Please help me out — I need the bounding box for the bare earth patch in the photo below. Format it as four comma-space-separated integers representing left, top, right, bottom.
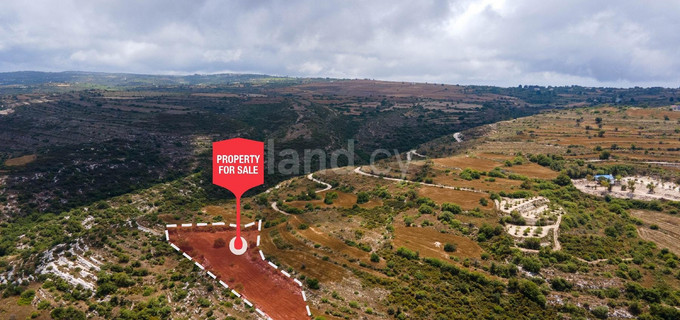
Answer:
631, 210, 680, 255
4, 154, 37, 166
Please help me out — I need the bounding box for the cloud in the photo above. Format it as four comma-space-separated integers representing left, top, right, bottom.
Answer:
0, 0, 678, 87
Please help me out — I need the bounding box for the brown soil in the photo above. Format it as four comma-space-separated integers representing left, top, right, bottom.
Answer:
631, 210, 680, 255
392, 226, 483, 260
4, 154, 36, 166
168, 226, 308, 320
419, 186, 490, 210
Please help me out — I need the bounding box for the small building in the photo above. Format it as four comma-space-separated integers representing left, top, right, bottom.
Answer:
671, 105, 680, 111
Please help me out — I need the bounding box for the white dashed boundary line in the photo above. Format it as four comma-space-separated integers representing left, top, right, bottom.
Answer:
165, 219, 312, 319
219, 280, 229, 289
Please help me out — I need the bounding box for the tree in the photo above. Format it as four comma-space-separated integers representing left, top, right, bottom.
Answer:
598, 176, 611, 192
443, 243, 457, 252
520, 180, 532, 189
324, 191, 338, 204
627, 180, 636, 193
51, 307, 86, 320
356, 192, 370, 204
553, 173, 571, 186
647, 182, 656, 193
518, 279, 546, 306
591, 305, 609, 319
418, 204, 434, 214
396, 247, 419, 260
306, 278, 320, 290
213, 238, 226, 248
521, 256, 542, 273
441, 202, 462, 214
550, 277, 572, 291
520, 237, 541, 250
599, 150, 611, 160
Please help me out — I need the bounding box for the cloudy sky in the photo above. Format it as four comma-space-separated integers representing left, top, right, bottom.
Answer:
0, 0, 678, 87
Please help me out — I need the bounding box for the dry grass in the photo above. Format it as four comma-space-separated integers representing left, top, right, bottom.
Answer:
419, 186, 490, 210
286, 191, 382, 209
473, 106, 680, 163
433, 155, 501, 171
432, 175, 522, 192
506, 163, 559, 179
392, 226, 483, 260
632, 210, 680, 255
4, 154, 36, 166
260, 222, 353, 282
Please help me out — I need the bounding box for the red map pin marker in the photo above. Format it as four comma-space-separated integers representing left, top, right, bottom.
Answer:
213, 138, 264, 254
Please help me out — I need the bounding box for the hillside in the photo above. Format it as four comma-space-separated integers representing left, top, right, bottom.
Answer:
1, 75, 680, 319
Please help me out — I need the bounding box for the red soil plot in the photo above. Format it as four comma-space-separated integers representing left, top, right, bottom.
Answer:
167, 225, 309, 320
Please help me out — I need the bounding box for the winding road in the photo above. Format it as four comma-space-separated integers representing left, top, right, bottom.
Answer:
306, 173, 332, 193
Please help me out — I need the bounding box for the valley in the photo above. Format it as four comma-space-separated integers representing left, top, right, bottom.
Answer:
1, 74, 680, 320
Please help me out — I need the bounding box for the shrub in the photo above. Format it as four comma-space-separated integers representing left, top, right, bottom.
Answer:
51, 307, 86, 320
521, 257, 542, 273
213, 238, 226, 248
553, 173, 571, 186
441, 202, 462, 214
306, 278, 320, 290
418, 204, 434, 214
550, 277, 572, 291
17, 289, 35, 306
96, 282, 118, 297
438, 211, 455, 223
37, 300, 51, 310
520, 237, 541, 250
518, 279, 546, 306
356, 192, 370, 204
370, 253, 380, 262
591, 306, 609, 319
197, 297, 211, 308
444, 243, 457, 252
460, 168, 482, 180
396, 247, 419, 260
599, 150, 611, 160
324, 192, 338, 204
